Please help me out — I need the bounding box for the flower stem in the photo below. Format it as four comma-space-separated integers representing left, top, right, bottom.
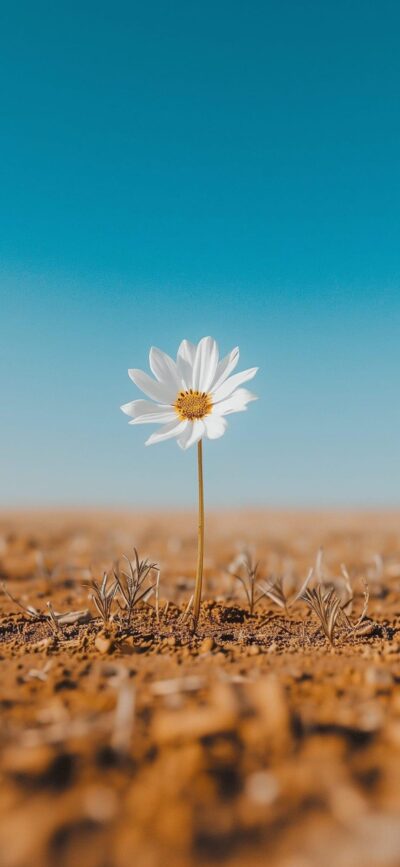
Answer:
193, 439, 204, 631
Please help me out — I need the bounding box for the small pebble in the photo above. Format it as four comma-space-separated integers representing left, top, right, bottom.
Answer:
95, 635, 113, 655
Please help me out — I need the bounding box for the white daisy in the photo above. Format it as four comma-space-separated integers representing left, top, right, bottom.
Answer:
121, 336, 258, 449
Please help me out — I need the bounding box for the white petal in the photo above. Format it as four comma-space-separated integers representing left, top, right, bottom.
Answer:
149, 347, 182, 390
192, 336, 219, 392
176, 339, 196, 390
212, 367, 258, 402
211, 346, 239, 392
121, 399, 177, 424
204, 415, 227, 439
121, 400, 142, 417
177, 339, 196, 366
128, 368, 176, 403
177, 419, 205, 450
213, 388, 258, 416
145, 419, 187, 446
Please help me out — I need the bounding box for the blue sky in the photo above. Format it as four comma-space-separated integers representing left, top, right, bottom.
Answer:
1, 1, 399, 507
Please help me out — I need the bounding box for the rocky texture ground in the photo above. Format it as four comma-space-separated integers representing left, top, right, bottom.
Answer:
0, 509, 400, 867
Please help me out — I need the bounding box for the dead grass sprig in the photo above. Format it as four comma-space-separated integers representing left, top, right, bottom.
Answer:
353, 577, 370, 629
46, 601, 64, 636
85, 572, 118, 628
1, 581, 41, 618
227, 550, 267, 615
315, 551, 371, 635
258, 568, 313, 613
113, 550, 159, 626
315, 548, 354, 613
339, 563, 354, 614
300, 586, 342, 646
1, 582, 90, 631
339, 577, 370, 634
180, 594, 194, 625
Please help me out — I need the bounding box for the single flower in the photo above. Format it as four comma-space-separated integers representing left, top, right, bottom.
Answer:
121, 335, 259, 632
121, 336, 258, 448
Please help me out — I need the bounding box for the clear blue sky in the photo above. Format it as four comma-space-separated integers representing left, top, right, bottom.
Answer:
1, 1, 399, 508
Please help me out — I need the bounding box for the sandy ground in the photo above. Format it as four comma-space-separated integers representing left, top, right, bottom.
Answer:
0, 508, 400, 867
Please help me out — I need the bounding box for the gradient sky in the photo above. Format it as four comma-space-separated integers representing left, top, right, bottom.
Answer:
1, 1, 400, 508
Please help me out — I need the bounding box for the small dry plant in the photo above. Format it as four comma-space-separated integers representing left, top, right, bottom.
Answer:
85, 572, 118, 628
228, 548, 314, 618
339, 576, 370, 635
258, 568, 313, 613
114, 549, 159, 626
300, 585, 342, 645
314, 547, 354, 609
301, 574, 370, 645
315, 548, 371, 634
227, 550, 267, 615
46, 601, 64, 636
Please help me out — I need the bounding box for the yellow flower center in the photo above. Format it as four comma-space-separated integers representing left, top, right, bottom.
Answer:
174, 389, 213, 421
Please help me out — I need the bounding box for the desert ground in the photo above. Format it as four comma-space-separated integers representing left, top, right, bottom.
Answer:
0, 508, 399, 867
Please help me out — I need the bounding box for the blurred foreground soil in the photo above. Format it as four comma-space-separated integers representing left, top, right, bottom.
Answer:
0, 509, 400, 867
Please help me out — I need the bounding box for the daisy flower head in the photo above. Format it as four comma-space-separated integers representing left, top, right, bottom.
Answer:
121, 337, 258, 449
